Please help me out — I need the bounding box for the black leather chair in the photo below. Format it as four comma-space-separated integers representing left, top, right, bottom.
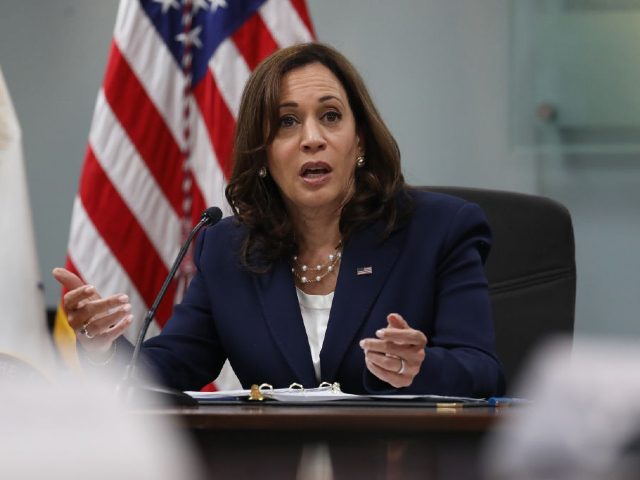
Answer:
423, 186, 576, 388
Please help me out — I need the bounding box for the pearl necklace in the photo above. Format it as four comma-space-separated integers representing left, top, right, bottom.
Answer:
291, 241, 343, 285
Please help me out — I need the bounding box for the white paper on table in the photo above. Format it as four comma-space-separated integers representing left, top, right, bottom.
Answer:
185, 386, 358, 402
185, 388, 483, 404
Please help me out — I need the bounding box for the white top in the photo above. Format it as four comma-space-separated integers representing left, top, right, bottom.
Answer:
296, 287, 334, 382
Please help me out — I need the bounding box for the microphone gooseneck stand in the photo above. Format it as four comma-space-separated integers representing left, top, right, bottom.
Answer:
117, 207, 222, 407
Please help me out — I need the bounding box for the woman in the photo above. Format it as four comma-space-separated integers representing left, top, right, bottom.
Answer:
54, 43, 504, 396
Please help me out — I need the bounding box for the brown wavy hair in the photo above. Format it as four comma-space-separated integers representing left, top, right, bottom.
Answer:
225, 43, 411, 271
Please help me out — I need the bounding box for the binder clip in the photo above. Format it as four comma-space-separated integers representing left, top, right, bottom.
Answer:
248, 383, 273, 401
248, 384, 264, 401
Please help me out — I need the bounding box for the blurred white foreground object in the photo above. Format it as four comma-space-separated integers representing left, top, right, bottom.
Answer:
0, 376, 204, 480
484, 337, 640, 480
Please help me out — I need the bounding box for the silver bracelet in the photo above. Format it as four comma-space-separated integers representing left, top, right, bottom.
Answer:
85, 341, 117, 366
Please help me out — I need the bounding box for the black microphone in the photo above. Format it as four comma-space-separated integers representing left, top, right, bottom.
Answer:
118, 206, 223, 406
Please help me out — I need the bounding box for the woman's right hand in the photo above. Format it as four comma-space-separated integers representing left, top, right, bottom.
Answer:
52, 268, 133, 355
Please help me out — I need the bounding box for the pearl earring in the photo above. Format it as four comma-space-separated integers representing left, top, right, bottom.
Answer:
258, 166, 267, 178
356, 155, 365, 168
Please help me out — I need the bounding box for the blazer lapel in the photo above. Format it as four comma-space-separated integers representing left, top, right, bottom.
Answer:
253, 259, 317, 385
320, 222, 407, 381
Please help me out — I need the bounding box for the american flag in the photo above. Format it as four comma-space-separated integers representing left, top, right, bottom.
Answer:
356, 266, 373, 276
54, 0, 314, 371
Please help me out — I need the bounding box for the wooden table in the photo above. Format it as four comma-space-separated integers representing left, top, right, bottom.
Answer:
138, 403, 511, 479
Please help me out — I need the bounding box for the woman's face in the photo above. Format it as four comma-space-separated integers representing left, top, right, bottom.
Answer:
266, 62, 362, 218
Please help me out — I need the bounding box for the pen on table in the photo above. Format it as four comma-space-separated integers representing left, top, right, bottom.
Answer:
488, 397, 530, 407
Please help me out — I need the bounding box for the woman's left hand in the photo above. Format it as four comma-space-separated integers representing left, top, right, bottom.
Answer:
359, 313, 428, 388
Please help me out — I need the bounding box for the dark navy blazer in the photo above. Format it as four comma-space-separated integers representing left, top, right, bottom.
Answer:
142, 190, 505, 397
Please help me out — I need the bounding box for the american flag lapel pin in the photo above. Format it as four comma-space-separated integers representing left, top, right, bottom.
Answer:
356, 266, 373, 276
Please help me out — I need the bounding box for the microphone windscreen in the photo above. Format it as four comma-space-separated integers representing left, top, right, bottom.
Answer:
202, 206, 223, 226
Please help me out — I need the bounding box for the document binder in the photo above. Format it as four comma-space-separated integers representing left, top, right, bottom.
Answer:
184, 382, 491, 407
